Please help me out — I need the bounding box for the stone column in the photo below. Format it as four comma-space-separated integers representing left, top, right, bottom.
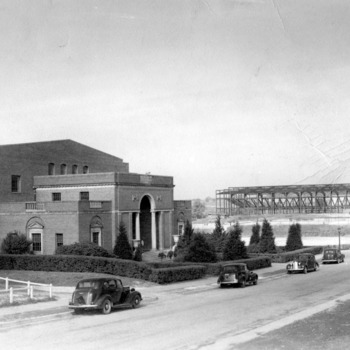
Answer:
159, 211, 164, 250
136, 212, 140, 240
151, 210, 157, 249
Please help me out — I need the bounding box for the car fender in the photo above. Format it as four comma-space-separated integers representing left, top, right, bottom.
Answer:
125, 291, 142, 304
96, 295, 112, 307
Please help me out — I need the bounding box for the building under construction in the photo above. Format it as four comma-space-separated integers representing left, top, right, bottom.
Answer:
216, 183, 350, 217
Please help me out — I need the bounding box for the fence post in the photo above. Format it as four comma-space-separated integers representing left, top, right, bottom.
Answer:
27, 281, 30, 296
30, 286, 34, 299
49, 284, 52, 298
5, 277, 9, 290
9, 287, 13, 304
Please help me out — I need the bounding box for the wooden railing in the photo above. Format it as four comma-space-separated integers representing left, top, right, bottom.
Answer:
0, 277, 52, 304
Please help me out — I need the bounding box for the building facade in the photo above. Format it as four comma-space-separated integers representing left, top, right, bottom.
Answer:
0, 140, 191, 254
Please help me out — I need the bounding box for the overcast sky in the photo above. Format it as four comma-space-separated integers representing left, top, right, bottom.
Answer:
2, 0, 350, 200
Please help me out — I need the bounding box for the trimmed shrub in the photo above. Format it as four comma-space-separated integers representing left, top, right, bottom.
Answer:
285, 223, 303, 251
249, 222, 260, 245
223, 222, 248, 261
55, 242, 113, 257
1, 232, 32, 254
184, 233, 217, 263
174, 220, 194, 261
259, 219, 276, 253
113, 221, 133, 260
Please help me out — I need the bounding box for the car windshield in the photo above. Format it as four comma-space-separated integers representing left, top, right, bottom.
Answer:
77, 281, 100, 289
324, 250, 335, 254
223, 265, 244, 273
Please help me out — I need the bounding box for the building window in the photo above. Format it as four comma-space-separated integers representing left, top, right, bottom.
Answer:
56, 234, 63, 247
178, 223, 184, 235
92, 231, 100, 245
11, 175, 21, 193
72, 165, 78, 174
48, 163, 55, 175
60, 164, 67, 175
83, 165, 89, 174
52, 192, 61, 201
80, 192, 89, 201
32, 234, 42, 252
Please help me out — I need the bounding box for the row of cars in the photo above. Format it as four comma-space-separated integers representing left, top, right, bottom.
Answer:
68, 248, 345, 314
217, 248, 345, 288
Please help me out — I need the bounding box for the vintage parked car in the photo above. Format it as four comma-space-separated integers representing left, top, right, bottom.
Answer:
322, 248, 345, 264
68, 277, 142, 314
286, 253, 319, 274
217, 263, 258, 288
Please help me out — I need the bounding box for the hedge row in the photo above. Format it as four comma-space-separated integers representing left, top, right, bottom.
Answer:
0, 254, 273, 284
191, 256, 272, 276
248, 246, 324, 263
0, 254, 205, 284
148, 265, 206, 284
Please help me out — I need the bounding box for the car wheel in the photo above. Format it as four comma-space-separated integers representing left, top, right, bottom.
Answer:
314, 264, 318, 271
101, 299, 112, 315
303, 267, 308, 274
74, 309, 83, 315
132, 295, 141, 309
287, 270, 291, 274
253, 278, 258, 285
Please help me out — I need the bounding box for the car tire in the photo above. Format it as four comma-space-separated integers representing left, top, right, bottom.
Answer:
74, 309, 83, 315
253, 279, 258, 285
132, 295, 141, 309
102, 299, 112, 315
303, 267, 308, 274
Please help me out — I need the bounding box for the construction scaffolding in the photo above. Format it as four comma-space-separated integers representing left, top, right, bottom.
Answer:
216, 184, 350, 216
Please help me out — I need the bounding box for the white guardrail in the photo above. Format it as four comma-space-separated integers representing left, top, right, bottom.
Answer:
0, 277, 52, 304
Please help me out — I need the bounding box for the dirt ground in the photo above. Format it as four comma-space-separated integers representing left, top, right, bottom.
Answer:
237, 299, 350, 350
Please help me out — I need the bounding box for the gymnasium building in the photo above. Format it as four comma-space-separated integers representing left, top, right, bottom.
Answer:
0, 140, 191, 254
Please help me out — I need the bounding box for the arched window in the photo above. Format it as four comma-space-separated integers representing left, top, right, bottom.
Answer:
72, 164, 78, 174
83, 165, 89, 174
60, 164, 67, 175
48, 163, 55, 175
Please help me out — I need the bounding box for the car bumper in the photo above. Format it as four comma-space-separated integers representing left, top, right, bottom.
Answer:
322, 259, 337, 263
68, 303, 100, 310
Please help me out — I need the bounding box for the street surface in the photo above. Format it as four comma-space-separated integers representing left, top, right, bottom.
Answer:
1, 251, 349, 350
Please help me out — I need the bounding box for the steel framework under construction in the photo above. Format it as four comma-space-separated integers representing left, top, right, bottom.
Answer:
216, 183, 350, 216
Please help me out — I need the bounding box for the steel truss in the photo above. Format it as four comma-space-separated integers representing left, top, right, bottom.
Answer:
216, 184, 350, 216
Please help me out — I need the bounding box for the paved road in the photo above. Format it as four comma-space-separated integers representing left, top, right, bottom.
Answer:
1, 252, 349, 350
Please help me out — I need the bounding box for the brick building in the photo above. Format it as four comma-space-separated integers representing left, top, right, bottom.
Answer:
0, 140, 191, 254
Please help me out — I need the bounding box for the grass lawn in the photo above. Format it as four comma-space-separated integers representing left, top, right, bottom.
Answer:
0, 270, 158, 288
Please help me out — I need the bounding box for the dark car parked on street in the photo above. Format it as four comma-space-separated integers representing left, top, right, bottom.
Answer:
217, 263, 258, 288
322, 248, 345, 264
68, 277, 142, 314
286, 253, 319, 274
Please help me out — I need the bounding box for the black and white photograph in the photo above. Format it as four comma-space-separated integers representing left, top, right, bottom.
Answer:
1, 1, 350, 349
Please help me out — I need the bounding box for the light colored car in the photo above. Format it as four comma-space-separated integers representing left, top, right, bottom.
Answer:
286, 253, 319, 274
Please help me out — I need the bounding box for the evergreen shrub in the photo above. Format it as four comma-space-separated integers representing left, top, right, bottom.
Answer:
1, 232, 32, 254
